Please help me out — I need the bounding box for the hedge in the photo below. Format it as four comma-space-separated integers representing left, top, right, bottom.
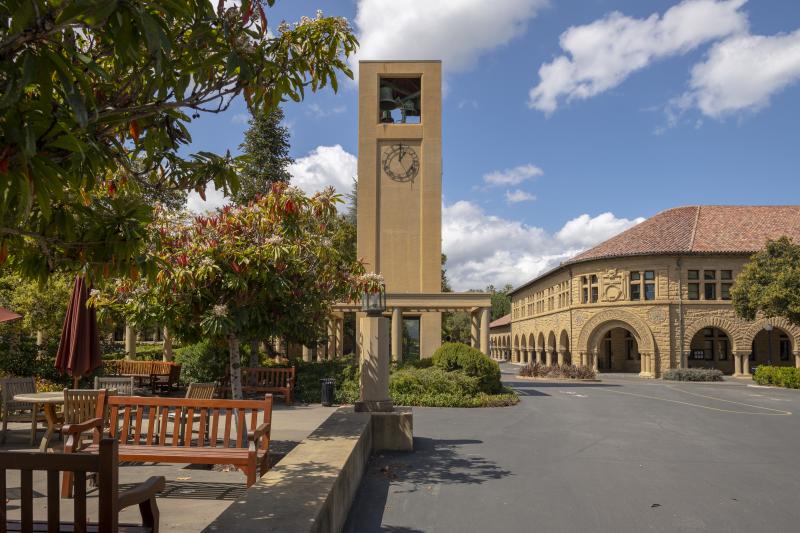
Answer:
663, 368, 724, 382
431, 342, 502, 393
753, 366, 800, 389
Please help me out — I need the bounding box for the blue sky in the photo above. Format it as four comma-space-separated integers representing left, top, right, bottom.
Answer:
188, 0, 800, 290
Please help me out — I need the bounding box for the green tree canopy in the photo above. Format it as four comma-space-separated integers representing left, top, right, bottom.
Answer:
232, 106, 293, 204
732, 237, 800, 326
0, 1, 357, 281
94, 184, 375, 398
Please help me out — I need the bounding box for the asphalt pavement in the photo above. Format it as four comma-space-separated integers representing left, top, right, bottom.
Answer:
345, 364, 800, 533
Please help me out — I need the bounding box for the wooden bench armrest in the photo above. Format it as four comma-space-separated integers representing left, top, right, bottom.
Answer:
248, 422, 271, 448
61, 417, 103, 436
118, 476, 166, 511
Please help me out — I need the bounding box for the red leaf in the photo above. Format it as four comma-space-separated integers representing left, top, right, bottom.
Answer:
258, 3, 267, 35
129, 120, 140, 143
0, 241, 7, 265
242, 0, 254, 23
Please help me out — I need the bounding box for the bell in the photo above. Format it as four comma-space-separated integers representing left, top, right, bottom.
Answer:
380, 110, 394, 124
380, 86, 397, 110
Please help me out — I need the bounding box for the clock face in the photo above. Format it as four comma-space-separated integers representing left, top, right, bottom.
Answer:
382, 144, 419, 183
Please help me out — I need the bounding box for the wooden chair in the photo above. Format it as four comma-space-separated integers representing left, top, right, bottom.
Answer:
0, 376, 46, 445
61, 389, 109, 498
95, 376, 136, 396
1, 438, 165, 532
185, 382, 216, 399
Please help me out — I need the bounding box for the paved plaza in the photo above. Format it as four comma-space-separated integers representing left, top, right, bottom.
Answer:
346, 364, 800, 533
1, 403, 335, 532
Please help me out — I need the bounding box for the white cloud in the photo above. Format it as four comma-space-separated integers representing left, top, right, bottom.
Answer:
529, 0, 748, 113
353, 0, 547, 74
458, 99, 479, 110
230, 113, 250, 125
288, 144, 357, 198
676, 29, 800, 118
306, 103, 347, 118
483, 164, 543, 186
442, 201, 643, 290
505, 189, 537, 203
187, 185, 229, 214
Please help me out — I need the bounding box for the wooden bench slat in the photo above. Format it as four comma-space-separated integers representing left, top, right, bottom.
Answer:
210, 410, 219, 448
74, 471, 86, 533
47, 471, 59, 532
20, 470, 32, 531
223, 410, 231, 449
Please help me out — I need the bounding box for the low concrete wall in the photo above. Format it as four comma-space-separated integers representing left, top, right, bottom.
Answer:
204, 408, 372, 533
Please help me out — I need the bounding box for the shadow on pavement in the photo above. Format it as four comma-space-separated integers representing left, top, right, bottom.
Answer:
344, 437, 510, 532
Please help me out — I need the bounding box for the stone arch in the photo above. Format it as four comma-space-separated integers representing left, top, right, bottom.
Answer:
537, 332, 545, 352
547, 331, 557, 352
743, 317, 800, 352
528, 333, 535, 351
684, 316, 743, 353
558, 330, 570, 353
577, 309, 656, 356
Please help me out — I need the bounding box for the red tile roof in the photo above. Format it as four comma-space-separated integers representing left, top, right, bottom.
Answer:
489, 313, 511, 329
570, 205, 800, 262
511, 205, 800, 296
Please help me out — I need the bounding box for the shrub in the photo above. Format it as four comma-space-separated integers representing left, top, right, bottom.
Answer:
0, 331, 76, 388
663, 368, 724, 382
389, 367, 518, 407
431, 342, 502, 393
754, 366, 800, 389
292, 357, 360, 404
519, 362, 596, 380
173, 340, 229, 386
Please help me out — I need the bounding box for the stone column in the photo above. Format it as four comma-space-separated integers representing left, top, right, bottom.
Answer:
557, 351, 565, 366
470, 311, 479, 348
336, 317, 344, 358
125, 323, 136, 360
742, 353, 750, 375
391, 307, 403, 363
795, 351, 800, 369
578, 352, 586, 367
733, 352, 742, 376
355, 315, 393, 412
480, 308, 490, 356
534, 349, 542, 365
545, 350, 553, 367
302, 345, 312, 362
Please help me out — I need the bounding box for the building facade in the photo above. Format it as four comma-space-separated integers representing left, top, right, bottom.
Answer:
493, 206, 800, 377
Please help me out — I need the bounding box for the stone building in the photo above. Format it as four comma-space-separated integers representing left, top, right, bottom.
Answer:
489, 314, 511, 360
494, 206, 800, 377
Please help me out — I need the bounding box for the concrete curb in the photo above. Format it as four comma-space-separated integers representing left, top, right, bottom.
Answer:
204, 407, 373, 533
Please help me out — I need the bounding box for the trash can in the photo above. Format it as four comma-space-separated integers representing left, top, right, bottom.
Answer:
320, 378, 335, 407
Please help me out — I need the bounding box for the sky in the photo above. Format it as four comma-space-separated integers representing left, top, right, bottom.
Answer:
187, 0, 800, 291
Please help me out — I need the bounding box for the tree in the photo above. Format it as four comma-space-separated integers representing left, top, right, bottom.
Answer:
0, 268, 72, 341
94, 184, 373, 399
441, 254, 452, 292
488, 284, 513, 320
0, 2, 357, 280
732, 237, 800, 326
232, 106, 293, 204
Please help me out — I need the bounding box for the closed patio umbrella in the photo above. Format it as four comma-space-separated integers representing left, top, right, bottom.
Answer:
55, 275, 102, 388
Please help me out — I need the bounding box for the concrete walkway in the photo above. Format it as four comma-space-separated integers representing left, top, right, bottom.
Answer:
345, 364, 800, 532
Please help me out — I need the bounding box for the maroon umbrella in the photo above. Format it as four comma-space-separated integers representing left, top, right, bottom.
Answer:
55, 275, 102, 388
0, 306, 22, 324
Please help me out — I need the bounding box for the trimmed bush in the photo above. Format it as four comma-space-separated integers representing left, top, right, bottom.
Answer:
390, 367, 517, 407
431, 342, 502, 393
663, 368, 724, 382
173, 340, 229, 386
754, 366, 800, 389
518, 362, 596, 380
292, 357, 360, 404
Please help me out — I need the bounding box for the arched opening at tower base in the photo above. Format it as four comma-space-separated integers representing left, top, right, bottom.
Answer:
751, 328, 794, 368
688, 327, 734, 374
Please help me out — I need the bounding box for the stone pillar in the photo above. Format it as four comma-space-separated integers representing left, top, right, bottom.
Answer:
734, 352, 743, 376
302, 345, 312, 362
534, 349, 542, 364
743, 353, 750, 375
336, 317, 344, 358
125, 324, 136, 360
545, 350, 553, 367
591, 350, 599, 372
470, 312, 479, 348
795, 351, 800, 369
480, 308, 490, 356
578, 352, 586, 367
557, 351, 565, 366
355, 315, 393, 412
391, 307, 403, 363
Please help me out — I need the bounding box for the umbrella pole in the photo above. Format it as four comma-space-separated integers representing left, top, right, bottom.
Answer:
73, 376, 79, 389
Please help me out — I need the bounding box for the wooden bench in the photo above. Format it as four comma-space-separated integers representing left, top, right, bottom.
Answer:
1, 438, 165, 532
106, 361, 181, 394
62, 395, 272, 495
221, 367, 295, 405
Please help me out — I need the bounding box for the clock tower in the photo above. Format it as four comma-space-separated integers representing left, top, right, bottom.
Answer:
357, 61, 443, 357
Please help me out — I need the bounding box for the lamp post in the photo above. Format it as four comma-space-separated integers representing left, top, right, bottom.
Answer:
356, 285, 393, 412
764, 324, 773, 365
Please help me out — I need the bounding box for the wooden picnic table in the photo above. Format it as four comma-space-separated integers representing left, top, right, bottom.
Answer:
13, 391, 63, 452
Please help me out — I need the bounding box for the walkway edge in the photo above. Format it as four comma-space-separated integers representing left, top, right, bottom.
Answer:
204, 407, 373, 533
